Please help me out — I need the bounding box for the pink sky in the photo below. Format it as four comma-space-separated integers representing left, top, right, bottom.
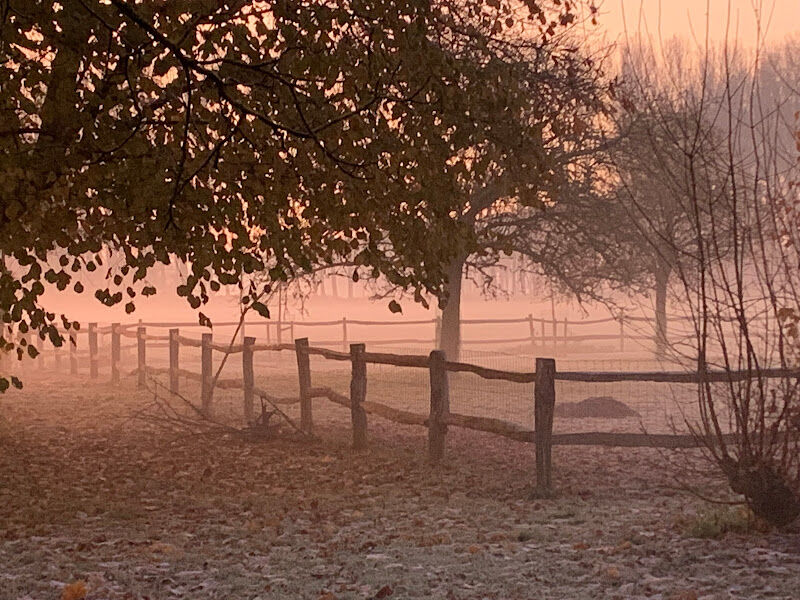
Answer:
590, 0, 799, 47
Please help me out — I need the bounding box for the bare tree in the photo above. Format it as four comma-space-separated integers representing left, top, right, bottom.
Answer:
619, 26, 800, 525
609, 40, 738, 359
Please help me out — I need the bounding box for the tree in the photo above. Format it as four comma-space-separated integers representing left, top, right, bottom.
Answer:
374, 12, 615, 360
609, 104, 726, 357
0, 0, 589, 387
594, 38, 749, 360
618, 31, 800, 526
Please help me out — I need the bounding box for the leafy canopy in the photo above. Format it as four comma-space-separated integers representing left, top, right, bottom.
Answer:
0, 0, 588, 388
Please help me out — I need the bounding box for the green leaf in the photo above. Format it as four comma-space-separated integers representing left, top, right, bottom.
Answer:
388, 300, 402, 314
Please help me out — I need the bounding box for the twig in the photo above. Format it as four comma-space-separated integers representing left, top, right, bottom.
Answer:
144, 376, 242, 435
259, 392, 313, 439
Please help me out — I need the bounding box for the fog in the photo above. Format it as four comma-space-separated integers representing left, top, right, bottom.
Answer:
2, 2, 800, 599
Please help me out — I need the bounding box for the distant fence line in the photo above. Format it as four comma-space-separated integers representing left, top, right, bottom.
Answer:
31, 312, 679, 353
3, 310, 713, 358
6, 320, 797, 495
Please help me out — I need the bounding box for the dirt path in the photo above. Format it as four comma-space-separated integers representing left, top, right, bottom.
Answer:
1, 377, 799, 599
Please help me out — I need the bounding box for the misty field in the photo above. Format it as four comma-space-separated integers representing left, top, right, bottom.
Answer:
1, 374, 799, 600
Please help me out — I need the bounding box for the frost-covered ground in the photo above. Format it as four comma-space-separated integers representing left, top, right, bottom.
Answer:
1, 377, 798, 600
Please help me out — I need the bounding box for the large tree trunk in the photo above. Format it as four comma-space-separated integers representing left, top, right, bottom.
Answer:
654, 263, 670, 360
439, 256, 465, 361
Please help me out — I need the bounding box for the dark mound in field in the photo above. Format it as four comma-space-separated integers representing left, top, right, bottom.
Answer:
554, 396, 640, 419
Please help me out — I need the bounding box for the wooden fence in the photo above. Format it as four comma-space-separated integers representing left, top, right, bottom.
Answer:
115, 313, 663, 352
16, 321, 797, 495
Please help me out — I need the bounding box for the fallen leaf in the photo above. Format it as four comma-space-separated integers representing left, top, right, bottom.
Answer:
668, 591, 698, 600
147, 541, 183, 557
374, 584, 393, 598
614, 540, 632, 552
573, 541, 589, 550
61, 581, 87, 600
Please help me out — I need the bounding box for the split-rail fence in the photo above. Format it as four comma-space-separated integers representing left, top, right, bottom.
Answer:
8, 321, 798, 495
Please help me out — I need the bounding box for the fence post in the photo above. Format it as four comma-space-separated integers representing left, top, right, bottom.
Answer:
99, 330, 105, 367
54, 333, 62, 371
428, 349, 449, 463
350, 343, 367, 449
563, 318, 568, 350
435, 316, 442, 347
295, 337, 312, 434
201, 333, 213, 418
32, 333, 42, 369
534, 357, 556, 496
527, 313, 535, 353
69, 332, 77, 376
0, 329, 8, 374
342, 317, 348, 353
19, 332, 28, 373
619, 310, 625, 352
23, 332, 34, 372
169, 328, 179, 395
111, 323, 121, 383
137, 326, 146, 388
243, 336, 255, 423
88, 323, 98, 379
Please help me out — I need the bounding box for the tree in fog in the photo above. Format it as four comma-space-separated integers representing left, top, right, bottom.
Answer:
607, 41, 738, 359
0, 0, 592, 388
620, 32, 800, 526
432, 43, 616, 361
360, 11, 619, 361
